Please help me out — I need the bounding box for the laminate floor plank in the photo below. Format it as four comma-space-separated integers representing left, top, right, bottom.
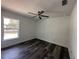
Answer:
1, 39, 70, 59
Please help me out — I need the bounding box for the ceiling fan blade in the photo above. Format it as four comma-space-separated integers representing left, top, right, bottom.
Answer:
28, 12, 37, 15
41, 15, 49, 17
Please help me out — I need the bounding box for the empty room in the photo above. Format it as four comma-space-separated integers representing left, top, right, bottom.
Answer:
1, 0, 77, 59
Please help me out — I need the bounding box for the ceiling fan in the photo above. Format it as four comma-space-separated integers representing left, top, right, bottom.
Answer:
28, 10, 49, 19
28, 0, 67, 19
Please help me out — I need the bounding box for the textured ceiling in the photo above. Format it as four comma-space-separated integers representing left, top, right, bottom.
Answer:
1, 0, 76, 17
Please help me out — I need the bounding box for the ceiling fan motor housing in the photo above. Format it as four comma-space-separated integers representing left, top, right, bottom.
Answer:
62, 0, 67, 6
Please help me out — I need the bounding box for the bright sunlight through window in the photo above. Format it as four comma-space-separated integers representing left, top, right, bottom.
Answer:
3, 17, 19, 40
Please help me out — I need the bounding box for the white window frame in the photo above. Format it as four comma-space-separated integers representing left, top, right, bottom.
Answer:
3, 17, 20, 40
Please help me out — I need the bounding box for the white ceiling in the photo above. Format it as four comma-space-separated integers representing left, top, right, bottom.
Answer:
1, 0, 76, 17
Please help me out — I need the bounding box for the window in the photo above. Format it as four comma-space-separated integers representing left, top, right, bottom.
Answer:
3, 17, 19, 40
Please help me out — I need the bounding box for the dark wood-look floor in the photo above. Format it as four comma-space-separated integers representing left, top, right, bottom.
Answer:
1, 39, 70, 59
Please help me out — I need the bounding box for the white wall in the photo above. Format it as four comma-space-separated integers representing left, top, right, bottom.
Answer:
69, 4, 77, 59
1, 9, 36, 48
36, 16, 70, 47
